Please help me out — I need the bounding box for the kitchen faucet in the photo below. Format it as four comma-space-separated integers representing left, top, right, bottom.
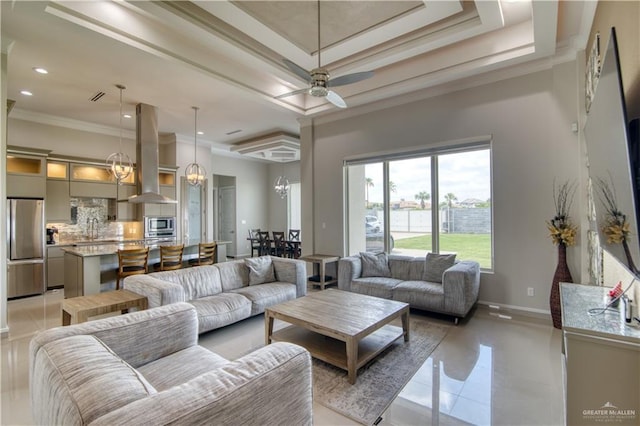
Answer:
87, 218, 99, 240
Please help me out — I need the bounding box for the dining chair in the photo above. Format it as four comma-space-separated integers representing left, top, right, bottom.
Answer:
288, 229, 300, 241
116, 247, 149, 290
248, 228, 261, 257
189, 242, 217, 266
286, 229, 301, 258
272, 231, 287, 257
258, 231, 271, 256
154, 244, 184, 271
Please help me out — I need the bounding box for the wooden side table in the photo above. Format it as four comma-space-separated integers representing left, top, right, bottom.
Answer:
62, 289, 148, 325
299, 254, 340, 290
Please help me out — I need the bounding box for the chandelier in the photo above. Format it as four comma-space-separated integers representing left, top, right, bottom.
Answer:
106, 84, 133, 184
185, 106, 206, 186
274, 174, 290, 199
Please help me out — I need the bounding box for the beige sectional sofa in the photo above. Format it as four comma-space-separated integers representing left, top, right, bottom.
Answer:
338, 253, 480, 324
124, 256, 306, 334
29, 303, 313, 425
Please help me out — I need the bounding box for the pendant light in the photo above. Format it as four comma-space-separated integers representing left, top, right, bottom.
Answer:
274, 164, 290, 199
185, 106, 206, 186
106, 84, 133, 184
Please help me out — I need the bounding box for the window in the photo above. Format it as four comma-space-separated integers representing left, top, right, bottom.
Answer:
345, 140, 492, 270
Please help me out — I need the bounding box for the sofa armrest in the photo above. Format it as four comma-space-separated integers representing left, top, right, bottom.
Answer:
30, 303, 199, 375
89, 342, 313, 426
442, 261, 481, 316
338, 256, 362, 292
123, 274, 186, 308
271, 256, 307, 297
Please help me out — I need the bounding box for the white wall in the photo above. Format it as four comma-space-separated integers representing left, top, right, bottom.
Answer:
268, 161, 300, 232
304, 61, 582, 312
209, 153, 271, 257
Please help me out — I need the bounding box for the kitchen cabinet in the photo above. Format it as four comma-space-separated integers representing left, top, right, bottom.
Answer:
137, 170, 177, 218
46, 161, 71, 222
117, 184, 137, 221
46, 180, 71, 222
47, 246, 65, 289
68, 163, 136, 199
69, 181, 117, 198
6, 150, 47, 198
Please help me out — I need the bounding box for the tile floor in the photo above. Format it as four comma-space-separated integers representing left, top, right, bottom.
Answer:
1, 290, 564, 425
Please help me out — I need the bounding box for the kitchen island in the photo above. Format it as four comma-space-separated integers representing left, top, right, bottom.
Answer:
62, 239, 229, 297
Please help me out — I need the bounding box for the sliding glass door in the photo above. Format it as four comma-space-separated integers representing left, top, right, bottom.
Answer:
345, 140, 493, 270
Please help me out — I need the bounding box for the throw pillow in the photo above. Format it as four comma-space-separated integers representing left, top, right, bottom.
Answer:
360, 252, 391, 278
244, 256, 275, 285
423, 253, 456, 283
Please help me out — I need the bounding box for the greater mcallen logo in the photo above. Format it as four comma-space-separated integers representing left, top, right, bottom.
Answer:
583, 402, 636, 422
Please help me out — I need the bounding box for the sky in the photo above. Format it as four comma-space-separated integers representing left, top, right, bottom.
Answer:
364, 149, 491, 204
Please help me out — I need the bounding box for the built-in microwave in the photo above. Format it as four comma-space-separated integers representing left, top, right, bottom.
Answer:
144, 216, 176, 239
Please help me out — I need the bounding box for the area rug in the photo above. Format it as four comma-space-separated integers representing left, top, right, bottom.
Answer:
312, 317, 450, 425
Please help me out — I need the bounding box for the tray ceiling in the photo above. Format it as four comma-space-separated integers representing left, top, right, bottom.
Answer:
2, 1, 594, 162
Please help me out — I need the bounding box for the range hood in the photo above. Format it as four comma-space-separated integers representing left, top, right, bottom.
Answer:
128, 103, 177, 204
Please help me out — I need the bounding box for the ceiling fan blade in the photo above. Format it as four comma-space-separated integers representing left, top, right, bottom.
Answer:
328, 71, 374, 87
325, 90, 347, 108
275, 88, 309, 99
283, 59, 311, 82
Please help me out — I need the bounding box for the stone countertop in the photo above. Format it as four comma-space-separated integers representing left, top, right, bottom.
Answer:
560, 283, 640, 343
61, 239, 230, 257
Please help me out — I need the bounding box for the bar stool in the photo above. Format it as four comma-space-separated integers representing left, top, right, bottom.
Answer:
116, 247, 149, 290
188, 242, 217, 266
154, 244, 184, 271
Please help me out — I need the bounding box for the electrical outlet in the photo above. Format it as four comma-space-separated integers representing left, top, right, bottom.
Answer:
527, 287, 535, 297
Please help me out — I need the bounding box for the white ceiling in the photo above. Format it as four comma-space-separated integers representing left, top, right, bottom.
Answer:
2, 1, 595, 161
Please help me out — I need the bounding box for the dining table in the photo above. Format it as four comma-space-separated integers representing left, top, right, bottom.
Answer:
246, 236, 301, 258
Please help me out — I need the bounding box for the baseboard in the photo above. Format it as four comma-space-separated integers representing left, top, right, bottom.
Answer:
477, 300, 551, 322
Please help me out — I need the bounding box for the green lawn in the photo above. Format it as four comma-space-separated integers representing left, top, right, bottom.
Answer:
394, 233, 492, 269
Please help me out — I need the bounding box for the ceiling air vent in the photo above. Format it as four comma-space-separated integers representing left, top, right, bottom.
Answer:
89, 91, 106, 102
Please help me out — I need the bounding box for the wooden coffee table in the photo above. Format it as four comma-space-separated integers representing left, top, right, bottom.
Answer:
265, 289, 409, 384
62, 289, 148, 325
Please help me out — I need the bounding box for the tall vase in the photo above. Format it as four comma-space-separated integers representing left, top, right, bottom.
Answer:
550, 243, 573, 329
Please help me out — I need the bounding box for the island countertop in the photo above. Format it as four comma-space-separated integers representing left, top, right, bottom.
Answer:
62, 239, 231, 297
61, 239, 231, 257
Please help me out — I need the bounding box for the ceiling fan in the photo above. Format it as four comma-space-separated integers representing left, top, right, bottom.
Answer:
275, 0, 374, 109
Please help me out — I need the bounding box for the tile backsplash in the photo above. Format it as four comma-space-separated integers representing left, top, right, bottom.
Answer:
47, 197, 142, 242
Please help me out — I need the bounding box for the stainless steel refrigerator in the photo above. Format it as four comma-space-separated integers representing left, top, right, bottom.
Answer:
7, 198, 45, 298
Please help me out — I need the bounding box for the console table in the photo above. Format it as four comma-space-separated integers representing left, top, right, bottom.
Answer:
299, 254, 340, 290
561, 283, 640, 425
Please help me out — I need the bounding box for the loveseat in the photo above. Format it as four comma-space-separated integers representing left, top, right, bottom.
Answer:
338, 253, 480, 323
124, 256, 306, 334
29, 303, 313, 425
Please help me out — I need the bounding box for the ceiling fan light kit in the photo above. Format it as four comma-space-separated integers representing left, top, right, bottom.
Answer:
276, 0, 374, 109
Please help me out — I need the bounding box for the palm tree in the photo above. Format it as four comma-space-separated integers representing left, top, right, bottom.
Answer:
415, 191, 430, 209
444, 192, 458, 208
389, 181, 397, 193
365, 177, 374, 207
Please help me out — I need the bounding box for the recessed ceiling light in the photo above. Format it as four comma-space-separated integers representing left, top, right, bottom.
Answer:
20, 90, 33, 96
197, 131, 204, 135
123, 114, 132, 119
33, 67, 48, 74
